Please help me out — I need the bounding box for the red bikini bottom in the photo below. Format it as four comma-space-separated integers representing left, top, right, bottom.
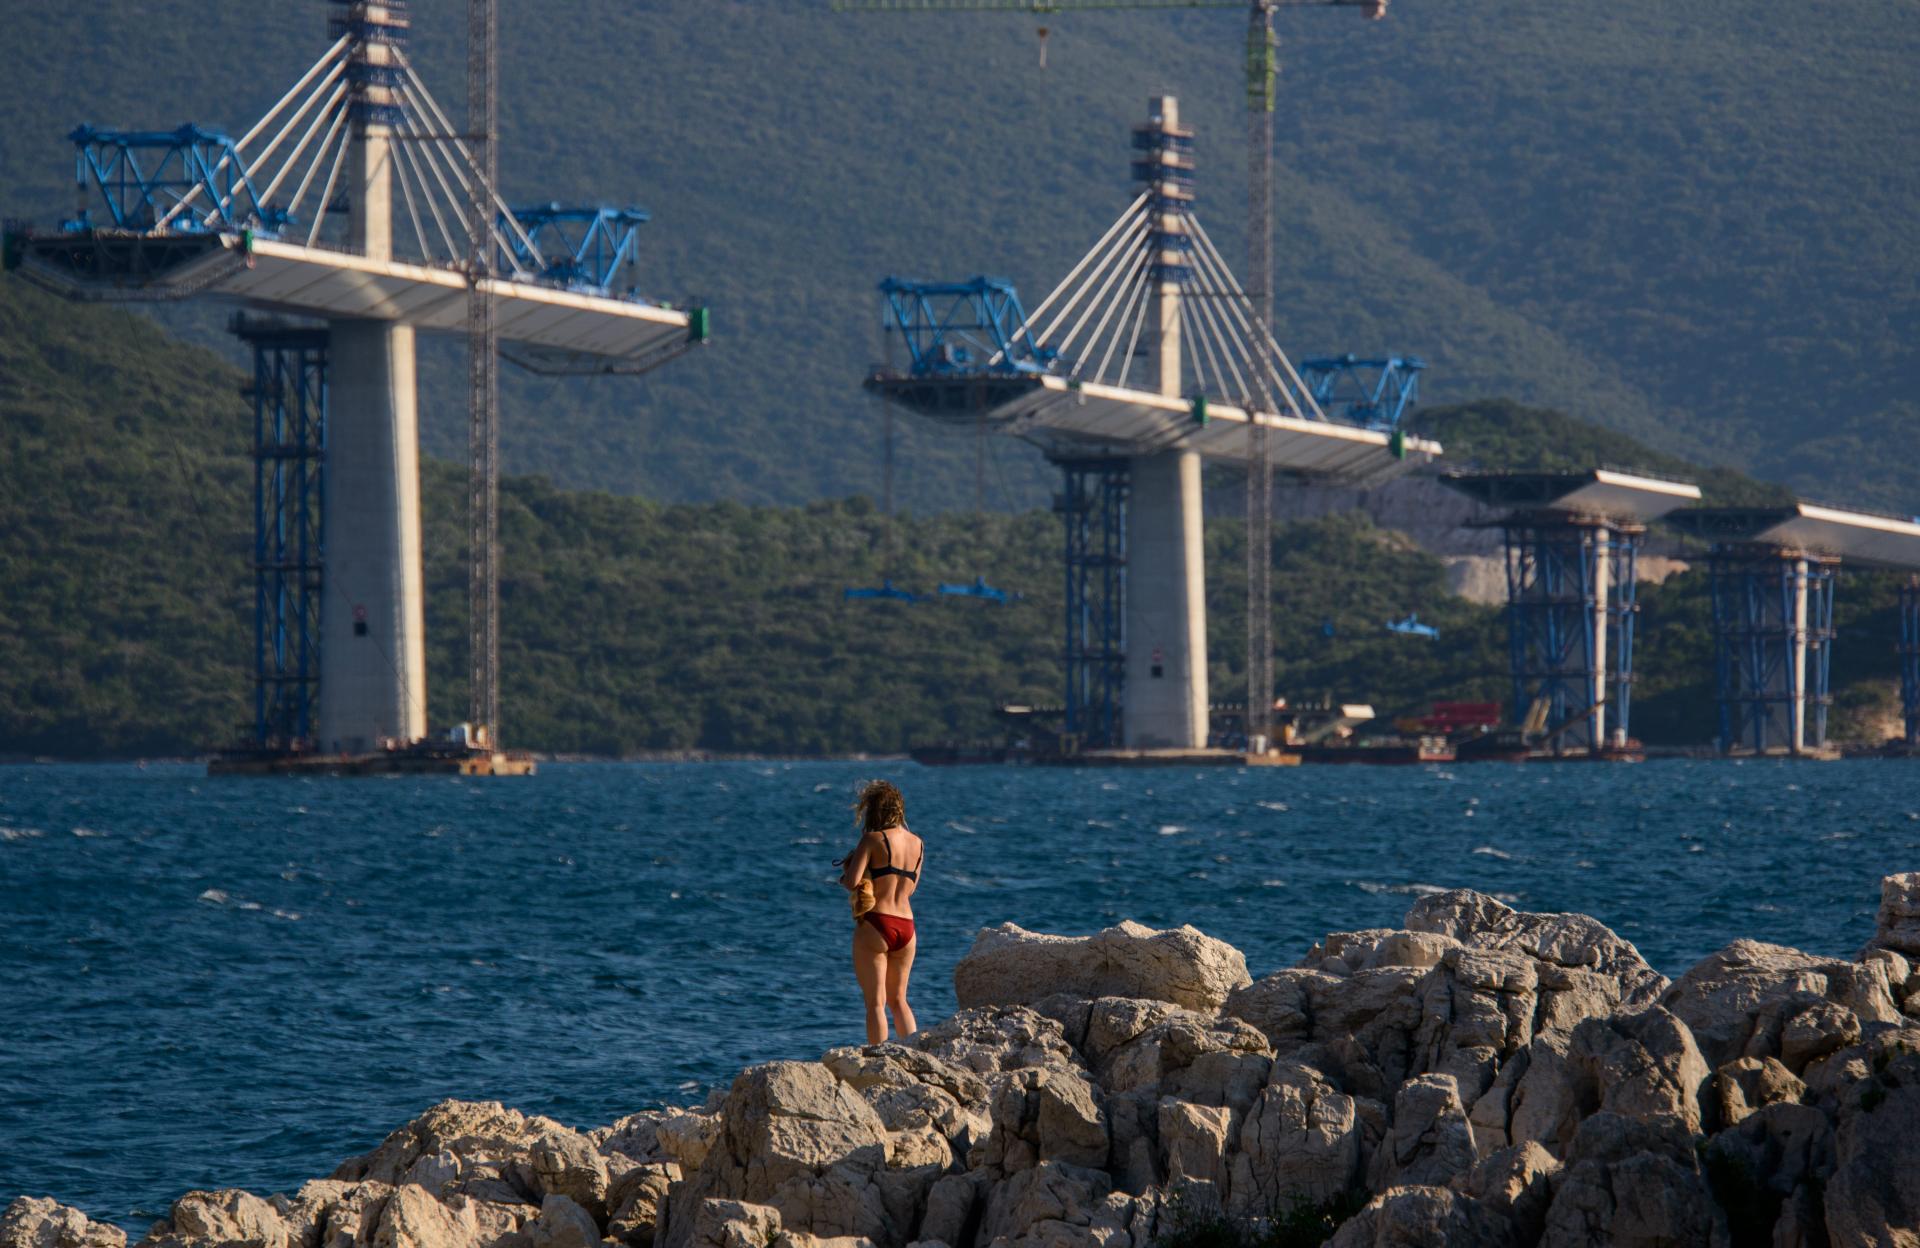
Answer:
863, 911, 915, 952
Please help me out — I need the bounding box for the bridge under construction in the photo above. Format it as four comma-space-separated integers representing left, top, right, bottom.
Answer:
868, 96, 1440, 758
5, 1, 708, 772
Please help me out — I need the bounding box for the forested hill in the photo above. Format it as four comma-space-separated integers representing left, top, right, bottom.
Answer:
1, 0, 1912, 513
3, 275, 1911, 759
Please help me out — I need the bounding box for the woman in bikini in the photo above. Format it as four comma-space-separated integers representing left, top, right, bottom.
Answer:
838, 780, 924, 1044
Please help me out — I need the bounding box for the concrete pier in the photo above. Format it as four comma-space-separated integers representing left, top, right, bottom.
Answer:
1123, 96, 1208, 749
316, 52, 428, 751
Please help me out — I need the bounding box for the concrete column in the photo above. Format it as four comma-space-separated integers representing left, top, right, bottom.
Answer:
1122, 95, 1208, 750
319, 321, 425, 752
315, 83, 426, 751
1125, 450, 1207, 748
1590, 525, 1610, 752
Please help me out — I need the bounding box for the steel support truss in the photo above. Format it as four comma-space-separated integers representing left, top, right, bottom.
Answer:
1902, 577, 1920, 748
1708, 545, 1837, 756
1500, 515, 1644, 754
234, 315, 328, 750
1056, 457, 1129, 751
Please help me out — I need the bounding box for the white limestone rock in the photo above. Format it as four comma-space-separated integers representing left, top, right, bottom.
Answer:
148, 1191, 291, 1248
1402, 891, 1667, 1010
1866, 871, 1920, 960
1, 1198, 128, 1248
910, 1008, 1081, 1082
1659, 939, 1900, 1072
1536, 1113, 1718, 1248
953, 922, 1250, 1014
333, 1101, 607, 1214
1366, 1076, 1477, 1194
1227, 1061, 1367, 1210
1324, 1186, 1517, 1248
1823, 1038, 1920, 1247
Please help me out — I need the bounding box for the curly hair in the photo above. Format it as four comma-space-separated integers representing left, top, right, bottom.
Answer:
853, 779, 906, 833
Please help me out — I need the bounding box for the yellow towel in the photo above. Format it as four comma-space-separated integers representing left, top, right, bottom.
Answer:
851, 879, 876, 919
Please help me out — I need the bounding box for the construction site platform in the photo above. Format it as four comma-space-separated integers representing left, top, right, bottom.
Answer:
208, 745, 536, 777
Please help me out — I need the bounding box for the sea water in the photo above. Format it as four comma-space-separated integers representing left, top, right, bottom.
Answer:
1, 759, 1915, 1226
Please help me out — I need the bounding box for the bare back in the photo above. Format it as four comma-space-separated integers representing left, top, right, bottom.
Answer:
865, 825, 923, 918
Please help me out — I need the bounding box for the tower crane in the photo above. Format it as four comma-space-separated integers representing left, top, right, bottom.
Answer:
832, 0, 1389, 751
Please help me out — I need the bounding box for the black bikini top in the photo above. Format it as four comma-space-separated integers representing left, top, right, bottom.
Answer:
868, 828, 921, 883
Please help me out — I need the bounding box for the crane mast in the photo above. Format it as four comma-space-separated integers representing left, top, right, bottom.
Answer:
467, 0, 500, 746
1244, 2, 1277, 750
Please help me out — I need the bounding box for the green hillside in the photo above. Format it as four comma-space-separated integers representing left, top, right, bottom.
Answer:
1, 0, 1913, 511
3, 275, 1909, 758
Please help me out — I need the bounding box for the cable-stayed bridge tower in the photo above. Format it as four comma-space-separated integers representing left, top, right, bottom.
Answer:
5, 2, 708, 768
869, 97, 1439, 753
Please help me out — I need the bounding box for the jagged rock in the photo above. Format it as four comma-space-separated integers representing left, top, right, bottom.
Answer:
600, 1111, 721, 1173
970, 1067, 1108, 1173
522, 1195, 597, 1248
1, 1198, 127, 1248
1472, 1006, 1707, 1161
975, 1163, 1111, 1247
1710, 1056, 1805, 1128
1228, 1062, 1366, 1211
334, 1101, 607, 1213
608, 1166, 677, 1248
1082, 1000, 1269, 1096
1403, 891, 1667, 1009
1222, 970, 1324, 1051
911, 1008, 1080, 1080
822, 1045, 990, 1169
1367, 1076, 1477, 1193
151, 1190, 291, 1248
1824, 1040, 1920, 1248
1660, 939, 1901, 1072
1572, 1007, 1709, 1133
368, 1185, 484, 1248
269, 1181, 394, 1248
914, 1175, 982, 1248
1325, 1186, 1517, 1248
1155, 1100, 1232, 1203
1866, 871, 1920, 960
1704, 1101, 1833, 1244
690, 1201, 780, 1248
1301, 929, 1461, 977
1537, 1113, 1718, 1248
1453, 1143, 1559, 1245
953, 922, 1250, 1014
661, 1063, 891, 1248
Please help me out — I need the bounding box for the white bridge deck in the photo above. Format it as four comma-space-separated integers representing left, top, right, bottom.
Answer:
1668, 502, 1920, 569
1440, 468, 1702, 523
15, 231, 693, 364
872, 371, 1441, 482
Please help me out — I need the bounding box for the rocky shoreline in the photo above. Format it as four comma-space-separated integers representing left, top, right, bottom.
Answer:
8, 875, 1920, 1248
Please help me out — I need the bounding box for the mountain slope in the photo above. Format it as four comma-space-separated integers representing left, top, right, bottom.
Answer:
1, 0, 1912, 510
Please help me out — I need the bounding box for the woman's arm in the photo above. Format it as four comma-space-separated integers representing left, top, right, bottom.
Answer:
838, 831, 878, 892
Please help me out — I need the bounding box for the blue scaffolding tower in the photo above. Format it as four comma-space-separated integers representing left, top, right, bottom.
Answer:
1903, 577, 1920, 748
1501, 516, 1644, 754
234, 316, 327, 750
1708, 545, 1837, 755
1056, 458, 1128, 750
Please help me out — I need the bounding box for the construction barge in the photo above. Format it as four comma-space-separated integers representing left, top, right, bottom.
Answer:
209, 727, 535, 777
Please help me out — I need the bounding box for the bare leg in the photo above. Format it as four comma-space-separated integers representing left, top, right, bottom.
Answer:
853, 919, 890, 1044
885, 937, 917, 1039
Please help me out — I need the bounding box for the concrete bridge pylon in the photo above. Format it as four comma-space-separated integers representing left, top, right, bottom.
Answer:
1125, 96, 1208, 750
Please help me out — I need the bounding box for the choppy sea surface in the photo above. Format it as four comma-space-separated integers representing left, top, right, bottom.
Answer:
2, 759, 1916, 1226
